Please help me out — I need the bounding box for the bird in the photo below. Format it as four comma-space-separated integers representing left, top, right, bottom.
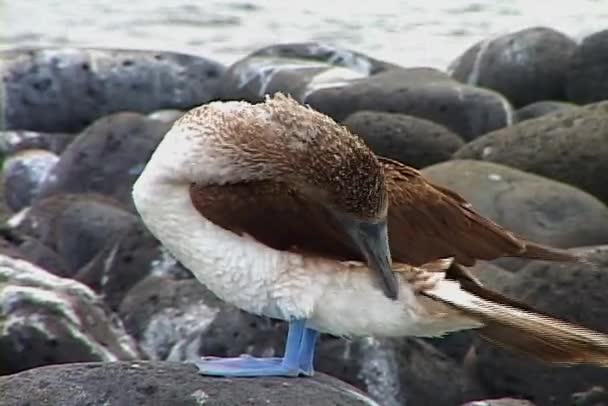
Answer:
132, 92, 608, 378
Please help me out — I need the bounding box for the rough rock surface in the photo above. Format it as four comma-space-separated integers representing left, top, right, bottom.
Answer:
1, 47, 225, 132
35, 112, 170, 209
0, 255, 139, 375
472, 245, 608, 406
566, 29, 608, 104
219, 42, 397, 102
515, 101, 578, 123
306, 68, 513, 141
343, 110, 464, 168
10, 193, 161, 307
2, 149, 59, 212
0, 361, 378, 406
12, 193, 139, 276
422, 160, 608, 261
453, 101, 608, 204
449, 27, 577, 107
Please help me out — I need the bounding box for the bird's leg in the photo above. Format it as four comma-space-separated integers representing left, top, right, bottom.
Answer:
195, 319, 307, 377
298, 327, 320, 376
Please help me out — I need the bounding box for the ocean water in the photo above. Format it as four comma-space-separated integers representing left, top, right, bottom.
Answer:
2, 0, 608, 70
0, 2, 606, 403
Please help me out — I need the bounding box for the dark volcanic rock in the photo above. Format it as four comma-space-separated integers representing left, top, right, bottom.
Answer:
0, 254, 139, 375
12, 193, 138, 275
0, 47, 225, 132
453, 101, 608, 204
11, 193, 161, 306
316, 336, 484, 406
2, 149, 58, 212
449, 27, 577, 107
74, 218, 162, 310
422, 160, 608, 270
515, 101, 578, 123
0, 361, 378, 406
119, 274, 286, 362
119, 273, 483, 405
306, 68, 513, 141
566, 29, 608, 104
343, 110, 464, 168
36, 112, 170, 209
219, 42, 391, 103
17, 236, 70, 277
472, 245, 608, 406
0, 130, 75, 155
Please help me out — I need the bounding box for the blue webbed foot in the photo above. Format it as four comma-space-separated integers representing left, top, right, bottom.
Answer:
195, 355, 300, 377
194, 319, 320, 378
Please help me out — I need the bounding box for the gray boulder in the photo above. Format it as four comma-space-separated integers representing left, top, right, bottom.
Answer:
0, 361, 378, 406
453, 101, 608, 204
12, 193, 139, 275
0, 254, 139, 375
306, 68, 513, 141
515, 101, 578, 123
449, 27, 576, 107
566, 29, 608, 103
2, 149, 59, 212
35, 112, 170, 209
343, 110, 464, 168
219, 42, 397, 102
0, 47, 225, 132
422, 160, 608, 270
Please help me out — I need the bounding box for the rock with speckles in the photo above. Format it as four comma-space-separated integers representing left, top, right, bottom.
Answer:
343, 110, 465, 168
449, 27, 577, 108
119, 274, 287, 362
11, 193, 162, 309
2, 149, 59, 212
305, 68, 513, 141
0, 361, 379, 406
35, 112, 171, 210
514, 100, 578, 122
472, 245, 608, 405
422, 160, 608, 270
0, 130, 75, 156
118, 273, 484, 405
0, 254, 140, 375
453, 100, 608, 205
0, 47, 225, 133
566, 29, 608, 104
218, 42, 395, 103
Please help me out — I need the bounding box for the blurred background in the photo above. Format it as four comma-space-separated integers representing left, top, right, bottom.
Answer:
3, 0, 608, 69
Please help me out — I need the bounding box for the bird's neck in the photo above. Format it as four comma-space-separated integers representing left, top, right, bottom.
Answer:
132, 165, 299, 315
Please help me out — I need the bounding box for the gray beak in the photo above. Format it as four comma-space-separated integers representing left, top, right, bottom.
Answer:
336, 214, 398, 300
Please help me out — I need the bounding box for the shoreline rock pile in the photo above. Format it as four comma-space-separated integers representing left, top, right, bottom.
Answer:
2, 26, 608, 406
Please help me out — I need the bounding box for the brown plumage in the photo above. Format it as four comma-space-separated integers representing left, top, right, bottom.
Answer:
186, 92, 607, 367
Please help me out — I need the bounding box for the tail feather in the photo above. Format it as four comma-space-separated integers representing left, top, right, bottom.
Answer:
423, 280, 608, 367
520, 240, 588, 264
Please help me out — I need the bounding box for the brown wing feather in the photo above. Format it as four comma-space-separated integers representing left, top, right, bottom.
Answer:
381, 157, 582, 266
189, 181, 362, 262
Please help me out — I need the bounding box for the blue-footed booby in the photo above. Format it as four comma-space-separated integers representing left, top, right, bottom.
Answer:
132, 92, 608, 377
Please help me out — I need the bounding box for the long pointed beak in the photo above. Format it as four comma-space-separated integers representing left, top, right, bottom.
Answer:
336, 214, 398, 300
